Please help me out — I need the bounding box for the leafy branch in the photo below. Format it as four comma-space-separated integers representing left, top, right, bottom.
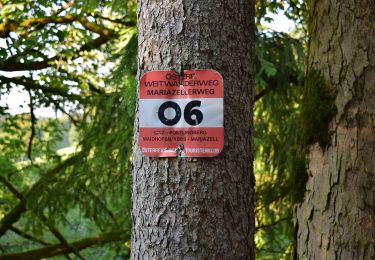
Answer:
0, 15, 136, 72
0, 14, 118, 38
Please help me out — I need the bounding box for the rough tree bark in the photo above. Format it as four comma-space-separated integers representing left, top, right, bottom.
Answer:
295, 1, 375, 259
131, 0, 255, 259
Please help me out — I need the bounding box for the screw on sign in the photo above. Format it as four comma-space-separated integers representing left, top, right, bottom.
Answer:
139, 70, 224, 157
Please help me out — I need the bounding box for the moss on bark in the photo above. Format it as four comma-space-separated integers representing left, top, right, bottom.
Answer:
290, 69, 337, 203
300, 69, 337, 148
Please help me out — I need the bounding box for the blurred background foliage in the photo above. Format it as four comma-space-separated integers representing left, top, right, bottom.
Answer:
0, 0, 307, 259
0, 0, 137, 258
254, 1, 307, 259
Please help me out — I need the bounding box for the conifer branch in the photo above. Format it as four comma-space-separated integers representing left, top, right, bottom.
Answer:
0, 202, 26, 238
0, 35, 109, 72
0, 231, 128, 260
47, 97, 79, 126
58, 69, 105, 95
36, 213, 85, 260
10, 226, 50, 246
80, 186, 119, 226
1, 39, 111, 71
0, 13, 136, 71
0, 75, 84, 103
0, 154, 81, 237
0, 176, 24, 201
0, 15, 116, 38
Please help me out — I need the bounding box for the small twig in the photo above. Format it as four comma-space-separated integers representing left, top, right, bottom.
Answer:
0, 153, 81, 238
53, 1, 75, 16
0, 176, 24, 201
0, 231, 126, 259
257, 248, 290, 254
256, 216, 290, 231
58, 68, 104, 95
36, 212, 85, 260
254, 87, 270, 103
80, 186, 119, 227
0, 75, 84, 103
5, 37, 14, 55
27, 89, 37, 163
92, 14, 136, 27
5, 164, 38, 180
48, 97, 79, 126
10, 226, 50, 246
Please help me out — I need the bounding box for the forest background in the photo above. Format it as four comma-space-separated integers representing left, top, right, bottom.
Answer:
0, 0, 307, 259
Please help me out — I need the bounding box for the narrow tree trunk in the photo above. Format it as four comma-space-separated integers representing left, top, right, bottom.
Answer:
295, 1, 375, 259
132, 0, 255, 259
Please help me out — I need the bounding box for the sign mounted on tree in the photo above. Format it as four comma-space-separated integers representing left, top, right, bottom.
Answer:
139, 70, 224, 157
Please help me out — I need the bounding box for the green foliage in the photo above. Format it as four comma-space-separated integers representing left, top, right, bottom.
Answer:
110, 30, 138, 112
256, 0, 284, 24
0, 115, 30, 158
0, 0, 137, 258
256, 0, 308, 29
254, 17, 306, 260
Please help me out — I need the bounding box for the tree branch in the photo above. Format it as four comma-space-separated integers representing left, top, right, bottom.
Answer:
0, 75, 84, 103
0, 231, 128, 260
81, 186, 119, 227
27, 89, 36, 162
0, 176, 24, 201
0, 15, 136, 72
254, 74, 300, 104
0, 202, 26, 238
256, 216, 290, 231
10, 226, 50, 246
0, 33, 114, 71
0, 49, 48, 64
36, 213, 85, 260
254, 87, 270, 103
92, 14, 137, 27
0, 154, 81, 237
59, 69, 105, 95
52, 1, 75, 17
0, 15, 114, 38
47, 97, 79, 126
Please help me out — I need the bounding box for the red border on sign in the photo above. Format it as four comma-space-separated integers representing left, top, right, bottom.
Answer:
139, 69, 224, 157
140, 70, 223, 99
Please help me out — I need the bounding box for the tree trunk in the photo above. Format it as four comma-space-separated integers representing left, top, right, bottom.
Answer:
131, 0, 255, 259
295, 1, 375, 259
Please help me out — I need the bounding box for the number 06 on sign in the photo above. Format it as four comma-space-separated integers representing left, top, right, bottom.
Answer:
139, 70, 224, 157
